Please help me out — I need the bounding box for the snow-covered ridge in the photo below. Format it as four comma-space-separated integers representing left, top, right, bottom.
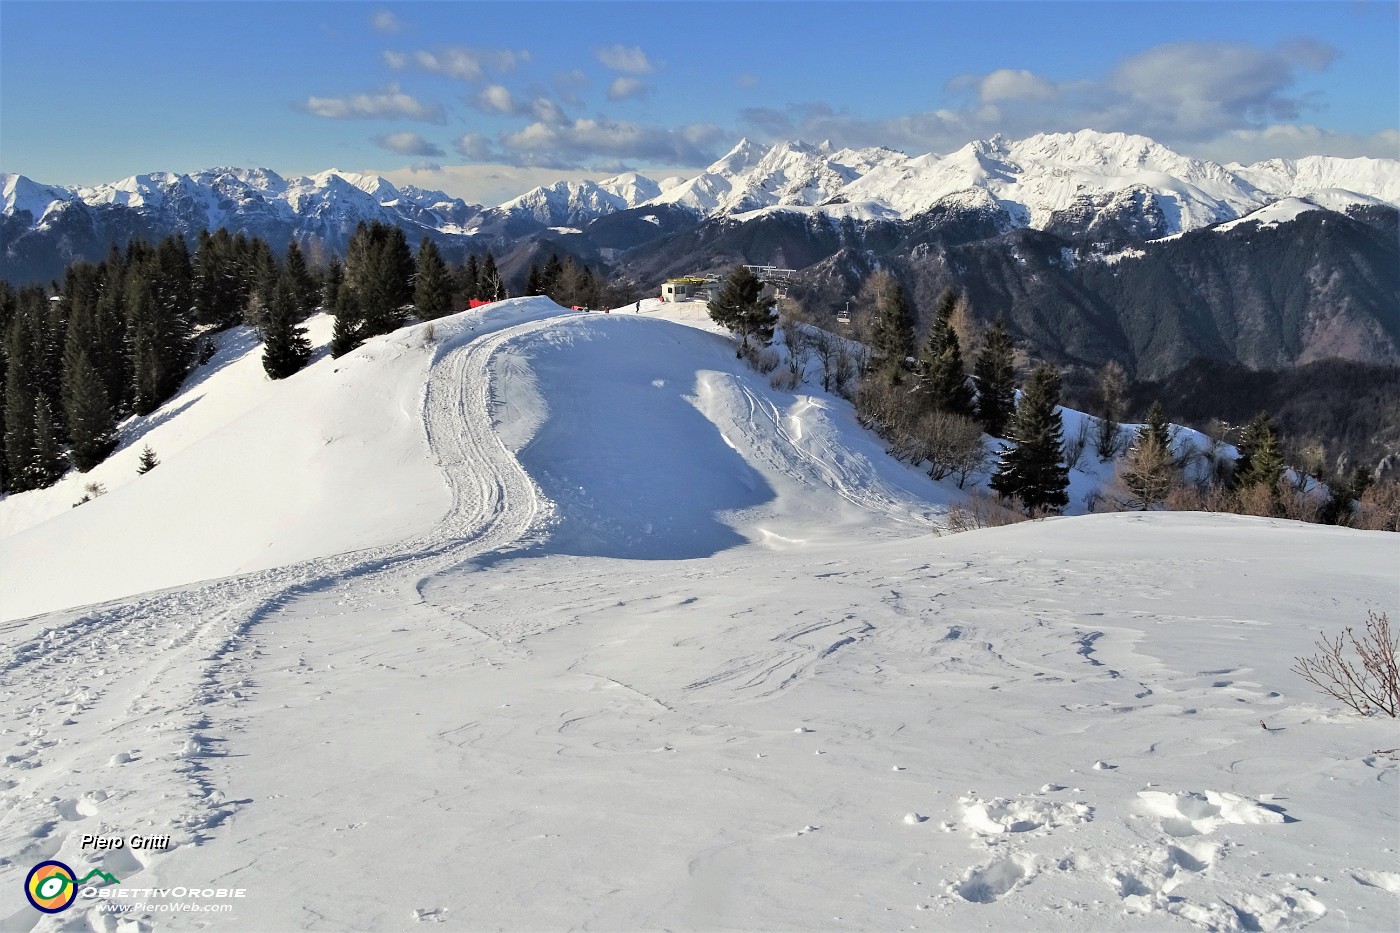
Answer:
657, 130, 1400, 235
1, 167, 482, 237
496, 172, 662, 227
4, 130, 1397, 239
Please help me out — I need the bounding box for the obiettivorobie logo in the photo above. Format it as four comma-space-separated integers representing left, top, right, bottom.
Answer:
24, 860, 120, 913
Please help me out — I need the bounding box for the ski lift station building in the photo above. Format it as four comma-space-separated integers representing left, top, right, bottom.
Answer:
659, 276, 713, 302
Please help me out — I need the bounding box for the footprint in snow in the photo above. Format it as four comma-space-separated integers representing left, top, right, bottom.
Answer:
412, 907, 447, 922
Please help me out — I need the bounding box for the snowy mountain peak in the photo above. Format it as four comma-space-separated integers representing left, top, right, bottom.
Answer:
1, 173, 72, 222
709, 137, 770, 176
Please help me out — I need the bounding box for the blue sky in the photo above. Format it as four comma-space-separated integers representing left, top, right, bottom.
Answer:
2, 1, 1396, 204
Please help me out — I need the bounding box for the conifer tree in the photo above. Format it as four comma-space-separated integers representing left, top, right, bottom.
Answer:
322, 258, 345, 311
866, 272, 915, 380
480, 252, 505, 301
707, 264, 776, 356
990, 363, 1070, 514
345, 222, 414, 338
62, 349, 117, 471
540, 253, 563, 300
973, 318, 1016, 438
154, 235, 194, 328
577, 266, 600, 309
329, 269, 362, 359
29, 394, 66, 487
0, 282, 12, 491
918, 292, 974, 417
4, 310, 41, 491
262, 273, 312, 380
1139, 400, 1172, 453
94, 258, 132, 410
460, 253, 481, 301
413, 238, 454, 321
1118, 401, 1178, 509
126, 271, 167, 415
283, 241, 319, 317
137, 444, 159, 474
3, 285, 68, 491
1234, 411, 1284, 490
243, 238, 279, 330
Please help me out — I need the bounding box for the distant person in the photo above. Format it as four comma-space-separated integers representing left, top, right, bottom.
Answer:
635, 301, 642, 312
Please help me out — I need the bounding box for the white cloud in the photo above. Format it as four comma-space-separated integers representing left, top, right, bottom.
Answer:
382, 45, 530, 82
553, 69, 589, 108
607, 76, 648, 102
467, 86, 570, 124
976, 69, 1058, 104
736, 40, 1394, 163
370, 10, 404, 35
453, 132, 501, 161
373, 132, 445, 157
596, 44, 655, 74
301, 84, 444, 123
473, 84, 517, 115
494, 117, 725, 169
1194, 125, 1400, 164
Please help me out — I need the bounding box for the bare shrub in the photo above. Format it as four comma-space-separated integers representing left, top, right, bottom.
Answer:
1355, 478, 1400, 532
73, 481, 107, 508
918, 411, 988, 487
942, 489, 1031, 534
769, 368, 802, 392
1278, 483, 1325, 523
1093, 361, 1127, 460
1164, 479, 1232, 509
1234, 481, 1277, 517
809, 325, 860, 397
1292, 611, 1399, 717
778, 303, 811, 378
1063, 417, 1092, 471
744, 345, 780, 374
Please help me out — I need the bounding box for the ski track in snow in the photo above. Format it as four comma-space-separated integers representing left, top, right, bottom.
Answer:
0, 312, 567, 932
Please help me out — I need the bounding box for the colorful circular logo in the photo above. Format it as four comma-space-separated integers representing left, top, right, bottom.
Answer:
25, 860, 78, 913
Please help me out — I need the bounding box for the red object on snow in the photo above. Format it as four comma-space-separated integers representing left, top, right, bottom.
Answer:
468, 298, 492, 309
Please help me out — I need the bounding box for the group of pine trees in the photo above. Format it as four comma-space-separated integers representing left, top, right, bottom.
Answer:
524, 253, 603, 310
328, 221, 505, 357
745, 265, 1396, 528
1, 223, 510, 493
1105, 405, 1397, 529
849, 270, 1058, 505
0, 231, 330, 493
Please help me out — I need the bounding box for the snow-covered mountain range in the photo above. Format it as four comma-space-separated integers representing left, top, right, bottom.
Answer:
6, 130, 1397, 251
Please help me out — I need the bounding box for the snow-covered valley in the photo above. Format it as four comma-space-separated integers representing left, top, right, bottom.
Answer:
1, 299, 1396, 932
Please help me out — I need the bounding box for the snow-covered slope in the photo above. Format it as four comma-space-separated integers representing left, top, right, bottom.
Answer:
1215, 197, 1324, 233
0, 300, 1395, 931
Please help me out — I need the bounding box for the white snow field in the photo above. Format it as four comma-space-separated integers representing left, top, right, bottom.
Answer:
0, 298, 1396, 932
